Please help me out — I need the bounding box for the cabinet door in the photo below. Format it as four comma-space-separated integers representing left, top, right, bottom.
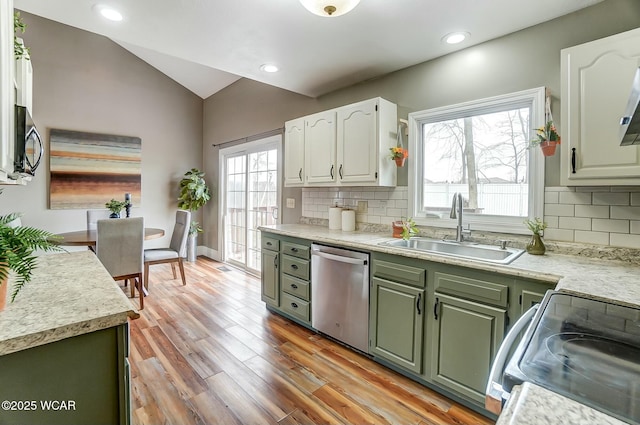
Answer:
284, 118, 305, 187
561, 27, 640, 185
370, 277, 424, 373
0, 0, 14, 181
305, 111, 336, 184
513, 279, 550, 317
337, 99, 378, 184
261, 250, 279, 307
430, 293, 505, 404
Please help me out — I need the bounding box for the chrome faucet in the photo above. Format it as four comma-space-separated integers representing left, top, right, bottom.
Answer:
450, 193, 470, 242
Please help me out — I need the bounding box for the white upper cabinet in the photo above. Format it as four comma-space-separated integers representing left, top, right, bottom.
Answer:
304, 110, 337, 185
284, 118, 305, 186
0, 0, 15, 183
285, 97, 398, 187
336, 97, 397, 186
561, 27, 640, 185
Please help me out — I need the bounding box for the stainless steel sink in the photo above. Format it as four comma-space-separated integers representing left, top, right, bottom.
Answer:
378, 237, 524, 264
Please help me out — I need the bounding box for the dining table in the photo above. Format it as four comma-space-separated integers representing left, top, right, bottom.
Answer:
53, 227, 165, 248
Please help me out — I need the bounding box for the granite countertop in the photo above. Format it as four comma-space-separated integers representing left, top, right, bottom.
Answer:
259, 223, 640, 425
259, 223, 640, 307
0, 251, 139, 356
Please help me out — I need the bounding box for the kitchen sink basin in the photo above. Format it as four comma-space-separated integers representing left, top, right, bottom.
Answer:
378, 237, 524, 265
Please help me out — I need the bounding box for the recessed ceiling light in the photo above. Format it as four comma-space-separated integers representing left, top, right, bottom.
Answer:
260, 64, 279, 73
93, 4, 123, 22
443, 32, 469, 44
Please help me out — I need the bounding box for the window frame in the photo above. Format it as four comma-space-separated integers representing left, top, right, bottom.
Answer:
408, 87, 546, 235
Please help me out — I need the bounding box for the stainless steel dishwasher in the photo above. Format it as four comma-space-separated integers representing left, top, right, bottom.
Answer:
311, 243, 370, 353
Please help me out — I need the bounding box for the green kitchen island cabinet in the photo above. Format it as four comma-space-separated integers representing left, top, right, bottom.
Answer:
0, 251, 139, 425
370, 253, 426, 374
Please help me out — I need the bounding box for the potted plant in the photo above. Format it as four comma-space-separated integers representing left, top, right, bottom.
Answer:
14, 11, 30, 61
389, 146, 408, 167
392, 217, 418, 240
523, 217, 547, 255
0, 191, 63, 310
178, 168, 212, 262
530, 120, 561, 157
105, 199, 129, 218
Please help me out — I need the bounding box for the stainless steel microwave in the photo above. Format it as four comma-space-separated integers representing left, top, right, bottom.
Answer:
13, 105, 43, 177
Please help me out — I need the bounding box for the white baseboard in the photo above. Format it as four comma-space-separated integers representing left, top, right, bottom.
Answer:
198, 245, 221, 261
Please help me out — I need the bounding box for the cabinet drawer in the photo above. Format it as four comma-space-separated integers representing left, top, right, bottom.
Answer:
281, 255, 309, 280
282, 273, 310, 301
434, 272, 508, 307
373, 260, 425, 288
281, 241, 310, 259
281, 292, 310, 322
261, 236, 280, 252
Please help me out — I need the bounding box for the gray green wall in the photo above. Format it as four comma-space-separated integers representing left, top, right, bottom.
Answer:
203, 0, 640, 253
0, 12, 203, 250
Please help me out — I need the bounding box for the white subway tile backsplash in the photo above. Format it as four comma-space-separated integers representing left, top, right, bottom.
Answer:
559, 192, 592, 205
544, 191, 559, 204
302, 185, 640, 250
593, 192, 630, 206
592, 219, 629, 233
575, 231, 610, 245
544, 228, 574, 242
558, 217, 591, 230
610, 206, 640, 220
574, 205, 609, 218
545, 204, 575, 217
610, 233, 640, 249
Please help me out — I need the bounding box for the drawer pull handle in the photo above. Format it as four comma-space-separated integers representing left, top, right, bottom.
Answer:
291, 302, 298, 309
434, 297, 439, 320
266, 241, 272, 246
291, 283, 298, 289
416, 293, 422, 315
290, 247, 298, 252
291, 264, 299, 270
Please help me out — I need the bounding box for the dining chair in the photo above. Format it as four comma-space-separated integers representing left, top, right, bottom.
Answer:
144, 210, 190, 290
87, 209, 112, 230
96, 217, 145, 309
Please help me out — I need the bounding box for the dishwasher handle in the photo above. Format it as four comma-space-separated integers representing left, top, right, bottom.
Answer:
485, 303, 539, 414
311, 249, 367, 265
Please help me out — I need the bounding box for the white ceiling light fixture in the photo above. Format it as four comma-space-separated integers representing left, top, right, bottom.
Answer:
93, 4, 123, 22
443, 32, 469, 44
299, 0, 361, 17
260, 64, 279, 73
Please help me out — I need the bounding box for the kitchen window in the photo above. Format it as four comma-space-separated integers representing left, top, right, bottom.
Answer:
408, 87, 545, 234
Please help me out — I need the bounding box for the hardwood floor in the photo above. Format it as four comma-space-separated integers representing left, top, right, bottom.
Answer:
128, 257, 495, 425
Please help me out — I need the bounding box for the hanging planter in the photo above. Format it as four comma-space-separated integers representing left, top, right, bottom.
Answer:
389, 147, 408, 167
394, 157, 406, 167
539, 140, 559, 157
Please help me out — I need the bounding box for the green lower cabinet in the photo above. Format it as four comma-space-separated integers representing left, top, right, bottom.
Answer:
430, 293, 506, 404
370, 277, 425, 374
513, 279, 550, 317
0, 324, 131, 425
261, 250, 279, 307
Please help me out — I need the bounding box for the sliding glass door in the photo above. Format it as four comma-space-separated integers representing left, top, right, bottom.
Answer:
220, 135, 281, 274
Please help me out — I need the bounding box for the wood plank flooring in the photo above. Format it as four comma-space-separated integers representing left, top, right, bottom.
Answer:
127, 257, 495, 425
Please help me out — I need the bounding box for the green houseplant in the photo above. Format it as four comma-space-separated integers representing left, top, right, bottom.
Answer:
178, 168, 212, 261
0, 191, 63, 308
14, 11, 30, 61
523, 217, 547, 255
392, 217, 418, 240
105, 199, 129, 218
530, 120, 561, 157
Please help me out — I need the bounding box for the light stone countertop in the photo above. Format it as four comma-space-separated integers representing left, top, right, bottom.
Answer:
0, 251, 139, 356
259, 223, 640, 425
497, 383, 628, 425
259, 223, 640, 307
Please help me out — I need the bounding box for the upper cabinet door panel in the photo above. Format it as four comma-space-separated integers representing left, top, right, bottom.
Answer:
284, 118, 305, 187
561, 27, 640, 185
337, 100, 378, 184
0, 0, 14, 181
304, 111, 336, 184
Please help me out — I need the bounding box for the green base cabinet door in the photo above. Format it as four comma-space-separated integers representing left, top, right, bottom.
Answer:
261, 250, 279, 307
430, 293, 506, 404
370, 277, 424, 374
